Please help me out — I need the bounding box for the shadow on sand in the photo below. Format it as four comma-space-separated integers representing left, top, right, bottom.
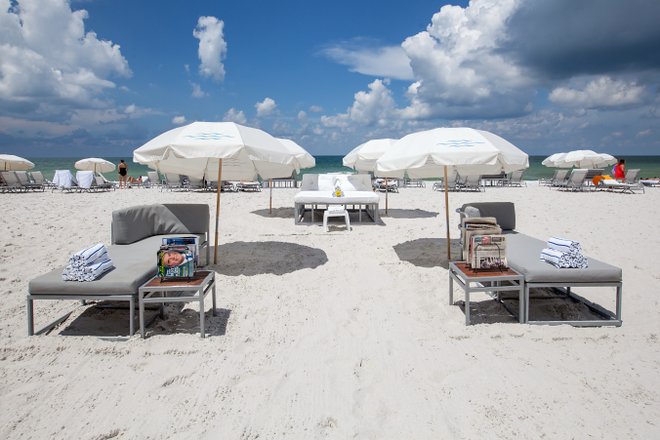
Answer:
392, 237, 462, 269
380, 208, 438, 219
211, 241, 328, 276
251, 207, 296, 218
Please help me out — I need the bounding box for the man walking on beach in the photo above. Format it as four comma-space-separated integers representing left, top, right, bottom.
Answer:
118, 159, 128, 188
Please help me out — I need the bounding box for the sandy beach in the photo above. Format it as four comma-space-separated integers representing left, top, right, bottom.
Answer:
1, 183, 659, 439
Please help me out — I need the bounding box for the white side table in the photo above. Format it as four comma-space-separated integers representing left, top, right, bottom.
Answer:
138, 270, 216, 338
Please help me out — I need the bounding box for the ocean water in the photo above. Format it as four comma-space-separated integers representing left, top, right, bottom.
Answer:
24, 155, 660, 181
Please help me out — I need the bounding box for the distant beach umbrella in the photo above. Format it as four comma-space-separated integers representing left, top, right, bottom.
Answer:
74, 157, 116, 173
542, 150, 616, 168
133, 121, 301, 264
0, 154, 35, 171
377, 127, 529, 261
343, 138, 397, 213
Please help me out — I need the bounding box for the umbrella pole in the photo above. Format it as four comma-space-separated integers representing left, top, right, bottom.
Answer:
269, 178, 273, 214
385, 178, 389, 215
214, 159, 223, 264
444, 166, 451, 262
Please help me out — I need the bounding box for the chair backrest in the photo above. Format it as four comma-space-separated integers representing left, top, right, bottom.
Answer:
1, 171, 19, 185
76, 170, 95, 189
95, 175, 106, 186
15, 170, 30, 184
460, 202, 516, 231
568, 169, 588, 185
164, 173, 180, 184
625, 169, 640, 184
464, 175, 481, 186
147, 171, 159, 183
509, 170, 523, 182
552, 169, 569, 184
30, 171, 45, 184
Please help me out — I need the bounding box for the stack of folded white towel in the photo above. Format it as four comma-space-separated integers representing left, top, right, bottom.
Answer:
62, 243, 114, 282
540, 237, 588, 269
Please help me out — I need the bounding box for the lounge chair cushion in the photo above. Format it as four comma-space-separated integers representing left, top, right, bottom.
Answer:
461, 202, 516, 231
505, 232, 622, 283
111, 204, 209, 245
29, 234, 205, 296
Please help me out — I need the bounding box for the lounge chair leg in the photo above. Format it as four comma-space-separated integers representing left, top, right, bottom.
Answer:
129, 296, 135, 336
27, 297, 34, 336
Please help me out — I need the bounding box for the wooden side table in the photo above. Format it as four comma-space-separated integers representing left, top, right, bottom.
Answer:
138, 270, 216, 338
449, 262, 524, 325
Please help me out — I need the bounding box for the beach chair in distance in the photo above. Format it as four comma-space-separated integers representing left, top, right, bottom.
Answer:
549, 169, 569, 188
93, 175, 114, 191
459, 175, 482, 191
432, 172, 460, 191
162, 173, 184, 191
558, 169, 589, 191
0, 171, 24, 192
147, 171, 161, 189
220, 181, 236, 192
15, 171, 45, 191
373, 178, 399, 192
237, 181, 262, 192
504, 170, 526, 187
186, 176, 206, 191
597, 169, 645, 194
30, 171, 52, 189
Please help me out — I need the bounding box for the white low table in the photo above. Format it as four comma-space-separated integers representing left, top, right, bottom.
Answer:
323, 205, 351, 231
138, 270, 216, 338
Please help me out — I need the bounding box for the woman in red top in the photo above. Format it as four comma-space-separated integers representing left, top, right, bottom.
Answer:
613, 159, 626, 180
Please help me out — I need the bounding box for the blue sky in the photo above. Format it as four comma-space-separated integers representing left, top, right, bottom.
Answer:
1, 0, 659, 157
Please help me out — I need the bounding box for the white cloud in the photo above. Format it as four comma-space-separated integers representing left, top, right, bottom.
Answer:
193, 16, 227, 81
0, 0, 130, 112
323, 43, 414, 81
255, 97, 277, 117
297, 110, 307, 120
172, 115, 187, 125
321, 79, 396, 128
223, 107, 247, 124
549, 76, 646, 109
190, 82, 206, 98
309, 105, 323, 113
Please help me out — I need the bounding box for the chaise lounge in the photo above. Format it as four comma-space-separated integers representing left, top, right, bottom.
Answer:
457, 202, 622, 326
294, 174, 380, 224
27, 203, 210, 336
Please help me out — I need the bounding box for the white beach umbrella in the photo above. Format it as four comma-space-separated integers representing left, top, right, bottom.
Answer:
376, 127, 529, 261
74, 157, 116, 173
0, 154, 35, 171
542, 149, 616, 169
133, 121, 299, 264
343, 138, 397, 213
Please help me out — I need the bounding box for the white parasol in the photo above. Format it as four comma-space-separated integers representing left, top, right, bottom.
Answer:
0, 154, 35, 171
541, 150, 616, 169
74, 157, 116, 174
377, 127, 529, 261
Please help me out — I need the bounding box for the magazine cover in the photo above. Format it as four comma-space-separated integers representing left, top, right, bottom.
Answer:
157, 245, 196, 279
469, 234, 508, 270
161, 237, 199, 266
462, 220, 501, 260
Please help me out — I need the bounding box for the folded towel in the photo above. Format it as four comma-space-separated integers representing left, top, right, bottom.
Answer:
62, 243, 114, 281
540, 248, 588, 269
547, 237, 582, 256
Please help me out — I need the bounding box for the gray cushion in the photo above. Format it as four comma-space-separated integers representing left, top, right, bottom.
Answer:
505, 232, 622, 283
462, 202, 516, 231
29, 234, 204, 296
112, 204, 209, 245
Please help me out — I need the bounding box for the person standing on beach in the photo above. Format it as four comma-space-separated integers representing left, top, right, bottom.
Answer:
613, 158, 626, 181
118, 159, 128, 188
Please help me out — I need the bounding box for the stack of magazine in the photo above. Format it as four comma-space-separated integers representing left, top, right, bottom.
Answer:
157, 237, 199, 280
469, 234, 508, 270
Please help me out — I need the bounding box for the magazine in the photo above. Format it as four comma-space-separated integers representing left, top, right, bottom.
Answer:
157, 245, 196, 279
469, 234, 508, 270
162, 237, 199, 266
462, 217, 502, 260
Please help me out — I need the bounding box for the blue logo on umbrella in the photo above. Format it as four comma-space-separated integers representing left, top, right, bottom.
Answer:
436, 139, 484, 148
185, 132, 235, 141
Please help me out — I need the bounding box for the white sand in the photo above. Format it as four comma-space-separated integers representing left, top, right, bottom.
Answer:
1, 183, 659, 439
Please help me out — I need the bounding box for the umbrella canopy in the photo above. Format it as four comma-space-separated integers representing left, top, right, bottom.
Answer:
376, 127, 529, 261
134, 121, 296, 181
342, 138, 397, 172
74, 157, 116, 173
0, 154, 35, 171
541, 150, 616, 169
343, 138, 398, 214
276, 138, 316, 170
134, 121, 304, 264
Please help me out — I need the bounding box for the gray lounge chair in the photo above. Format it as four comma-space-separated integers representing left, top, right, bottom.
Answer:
460, 175, 482, 191
433, 172, 461, 191
558, 169, 588, 191
504, 170, 526, 187
1, 171, 24, 192
549, 169, 569, 188
147, 171, 161, 189
162, 173, 185, 191
30, 171, 52, 189
15, 170, 45, 191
